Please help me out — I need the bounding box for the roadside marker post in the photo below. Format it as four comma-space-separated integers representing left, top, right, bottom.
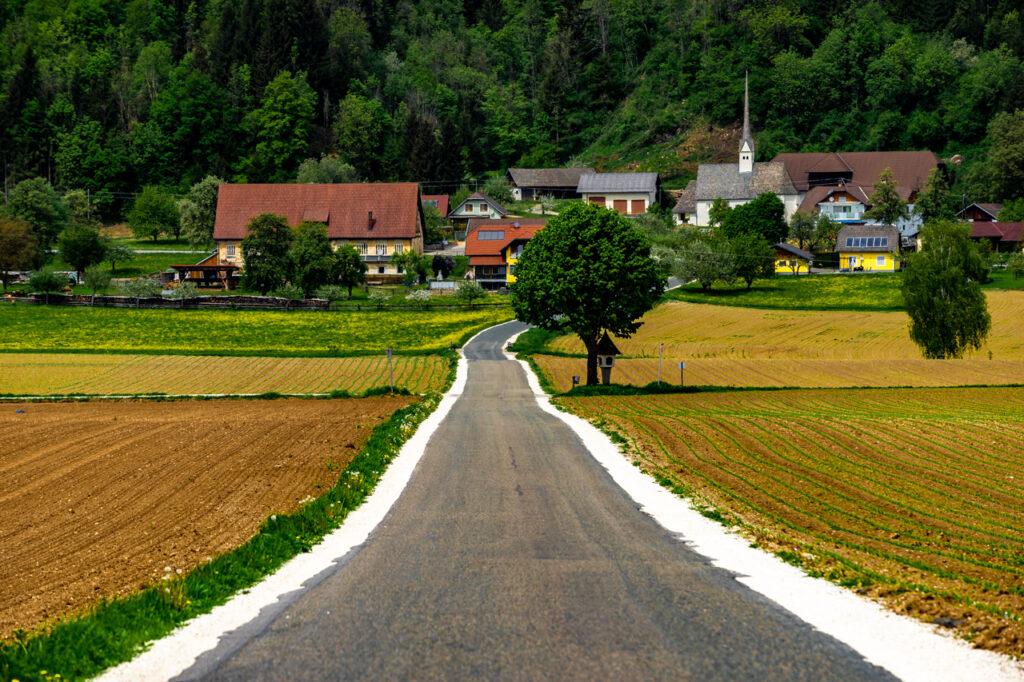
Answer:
658, 342, 664, 384
678, 361, 686, 386
387, 348, 394, 393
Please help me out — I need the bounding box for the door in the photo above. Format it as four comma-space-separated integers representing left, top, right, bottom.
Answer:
848, 256, 857, 269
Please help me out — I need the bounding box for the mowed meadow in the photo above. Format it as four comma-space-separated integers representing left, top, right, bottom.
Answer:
538, 290, 1024, 390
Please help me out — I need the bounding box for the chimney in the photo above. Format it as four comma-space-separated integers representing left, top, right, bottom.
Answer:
368, 210, 375, 230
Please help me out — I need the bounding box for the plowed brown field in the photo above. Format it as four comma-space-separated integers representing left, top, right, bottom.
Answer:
0, 354, 448, 396
0, 397, 412, 639
561, 387, 1024, 656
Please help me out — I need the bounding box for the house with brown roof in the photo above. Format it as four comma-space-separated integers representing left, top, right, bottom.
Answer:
464, 219, 546, 289
957, 203, 1002, 222
684, 76, 799, 226
836, 225, 900, 271
969, 222, 1024, 252
213, 183, 424, 283
773, 243, 815, 275
507, 168, 595, 200
772, 150, 940, 237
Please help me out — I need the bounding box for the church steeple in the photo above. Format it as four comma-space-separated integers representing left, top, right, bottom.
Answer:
738, 71, 754, 174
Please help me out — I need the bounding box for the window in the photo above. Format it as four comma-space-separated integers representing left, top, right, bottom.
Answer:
356, 242, 367, 255
394, 243, 404, 254
225, 244, 236, 261
479, 203, 487, 213
478, 230, 506, 240
376, 242, 387, 255
876, 255, 886, 266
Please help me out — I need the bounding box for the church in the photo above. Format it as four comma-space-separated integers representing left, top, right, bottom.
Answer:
673, 75, 800, 226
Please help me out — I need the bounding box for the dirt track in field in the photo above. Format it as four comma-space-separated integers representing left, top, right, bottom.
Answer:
0, 397, 412, 639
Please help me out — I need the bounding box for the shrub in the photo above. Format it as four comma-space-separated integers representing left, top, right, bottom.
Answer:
368, 288, 391, 309
405, 289, 432, 310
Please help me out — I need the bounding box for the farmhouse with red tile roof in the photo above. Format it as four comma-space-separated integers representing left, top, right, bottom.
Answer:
465, 219, 546, 289
213, 183, 424, 281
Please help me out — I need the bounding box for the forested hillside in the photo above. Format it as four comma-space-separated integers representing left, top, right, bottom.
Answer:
1, 0, 1022, 217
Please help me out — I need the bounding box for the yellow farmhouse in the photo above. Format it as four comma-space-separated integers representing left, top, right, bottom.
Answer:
836, 224, 900, 272
213, 183, 424, 283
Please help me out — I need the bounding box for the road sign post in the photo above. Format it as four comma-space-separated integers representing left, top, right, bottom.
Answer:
678, 361, 686, 386
657, 342, 664, 384
387, 348, 394, 393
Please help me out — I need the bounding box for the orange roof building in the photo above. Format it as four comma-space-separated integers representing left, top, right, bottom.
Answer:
465, 219, 546, 289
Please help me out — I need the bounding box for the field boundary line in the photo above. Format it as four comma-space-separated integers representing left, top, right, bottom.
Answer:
513, 356, 1024, 682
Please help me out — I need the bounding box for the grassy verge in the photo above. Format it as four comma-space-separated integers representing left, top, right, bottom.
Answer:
0, 354, 459, 682
0, 305, 514, 356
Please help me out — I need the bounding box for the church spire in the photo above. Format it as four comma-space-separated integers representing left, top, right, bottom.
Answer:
738, 71, 754, 174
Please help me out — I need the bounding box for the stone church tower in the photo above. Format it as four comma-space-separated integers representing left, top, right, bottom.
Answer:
738, 71, 754, 174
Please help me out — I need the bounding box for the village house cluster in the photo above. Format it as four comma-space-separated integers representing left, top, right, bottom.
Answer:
192, 76, 1018, 290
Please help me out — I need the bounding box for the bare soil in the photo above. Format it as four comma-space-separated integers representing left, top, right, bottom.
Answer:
0, 397, 413, 639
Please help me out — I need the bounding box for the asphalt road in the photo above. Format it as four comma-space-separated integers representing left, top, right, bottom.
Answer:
179, 321, 893, 681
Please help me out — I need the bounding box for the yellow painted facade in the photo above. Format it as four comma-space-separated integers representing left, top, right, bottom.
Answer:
217, 236, 424, 278
774, 258, 810, 274
839, 251, 897, 272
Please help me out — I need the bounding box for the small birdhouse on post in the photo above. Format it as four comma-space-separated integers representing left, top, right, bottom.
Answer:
596, 332, 621, 385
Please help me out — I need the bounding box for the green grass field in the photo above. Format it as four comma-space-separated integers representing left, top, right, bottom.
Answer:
666, 273, 906, 311
0, 304, 514, 356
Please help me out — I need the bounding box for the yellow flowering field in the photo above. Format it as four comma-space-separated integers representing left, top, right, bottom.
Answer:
0, 354, 449, 396
0, 304, 514, 355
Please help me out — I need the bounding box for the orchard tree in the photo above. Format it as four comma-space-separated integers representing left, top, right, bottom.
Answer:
289, 221, 335, 297
731, 233, 776, 289
6, 177, 69, 252
512, 203, 665, 385
58, 223, 108, 281
720, 193, 788, 244
128, 186, 180, 241
913, 167, 954, 223
864, 167, 909, 226
0, 217, 37, 291
105, 243, 136, 275
333, 244, 367, 297
83, 265, 110, 304
676, 232, 735, 290
240, 213, 294, 294
29, 267, 67, 303
902, 220, 990, 359
788, 210, 816, 250
178, 175, 223, 249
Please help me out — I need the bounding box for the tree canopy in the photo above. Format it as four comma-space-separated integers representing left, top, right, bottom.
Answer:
512, 202, 664, 385
240, 213, 294, 295
902, 220, 991, 359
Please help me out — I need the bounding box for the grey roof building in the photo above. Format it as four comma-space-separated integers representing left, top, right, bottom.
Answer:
577, 172, 661, 213
507, 167, 595, 200
679, 74, 800, 226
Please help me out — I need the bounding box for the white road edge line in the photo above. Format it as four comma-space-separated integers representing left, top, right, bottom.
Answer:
511, 355, 1024, 682
97, 353, 471, 682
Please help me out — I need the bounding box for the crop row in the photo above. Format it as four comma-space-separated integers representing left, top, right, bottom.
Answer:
560, 387, 1024, 656
0, 354, 450, 396
546, 291, 1024, 361
0, 304, 514, 356
533, 355, 1024, 392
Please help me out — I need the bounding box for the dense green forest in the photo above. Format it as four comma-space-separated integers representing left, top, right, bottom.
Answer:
1, 0, 1023, 217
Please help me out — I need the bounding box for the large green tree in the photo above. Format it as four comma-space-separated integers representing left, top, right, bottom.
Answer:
0, 217, 37, 291
178, 175, 223, 249
864, 167, 909, 226
333, 244, 367, 297
730, 233, 776, 289
6, 177, 69, 253
240, 213, 294, 294
128, 186, 180, 241
720, 193, 788, 245
242, 70, 316, 182
512, 202, 664, 385
902, 220, 991, 359
58, 223, 108, 281
289, 221, 336, 297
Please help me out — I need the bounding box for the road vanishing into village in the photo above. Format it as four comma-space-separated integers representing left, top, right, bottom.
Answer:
177, 321, 893, 681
